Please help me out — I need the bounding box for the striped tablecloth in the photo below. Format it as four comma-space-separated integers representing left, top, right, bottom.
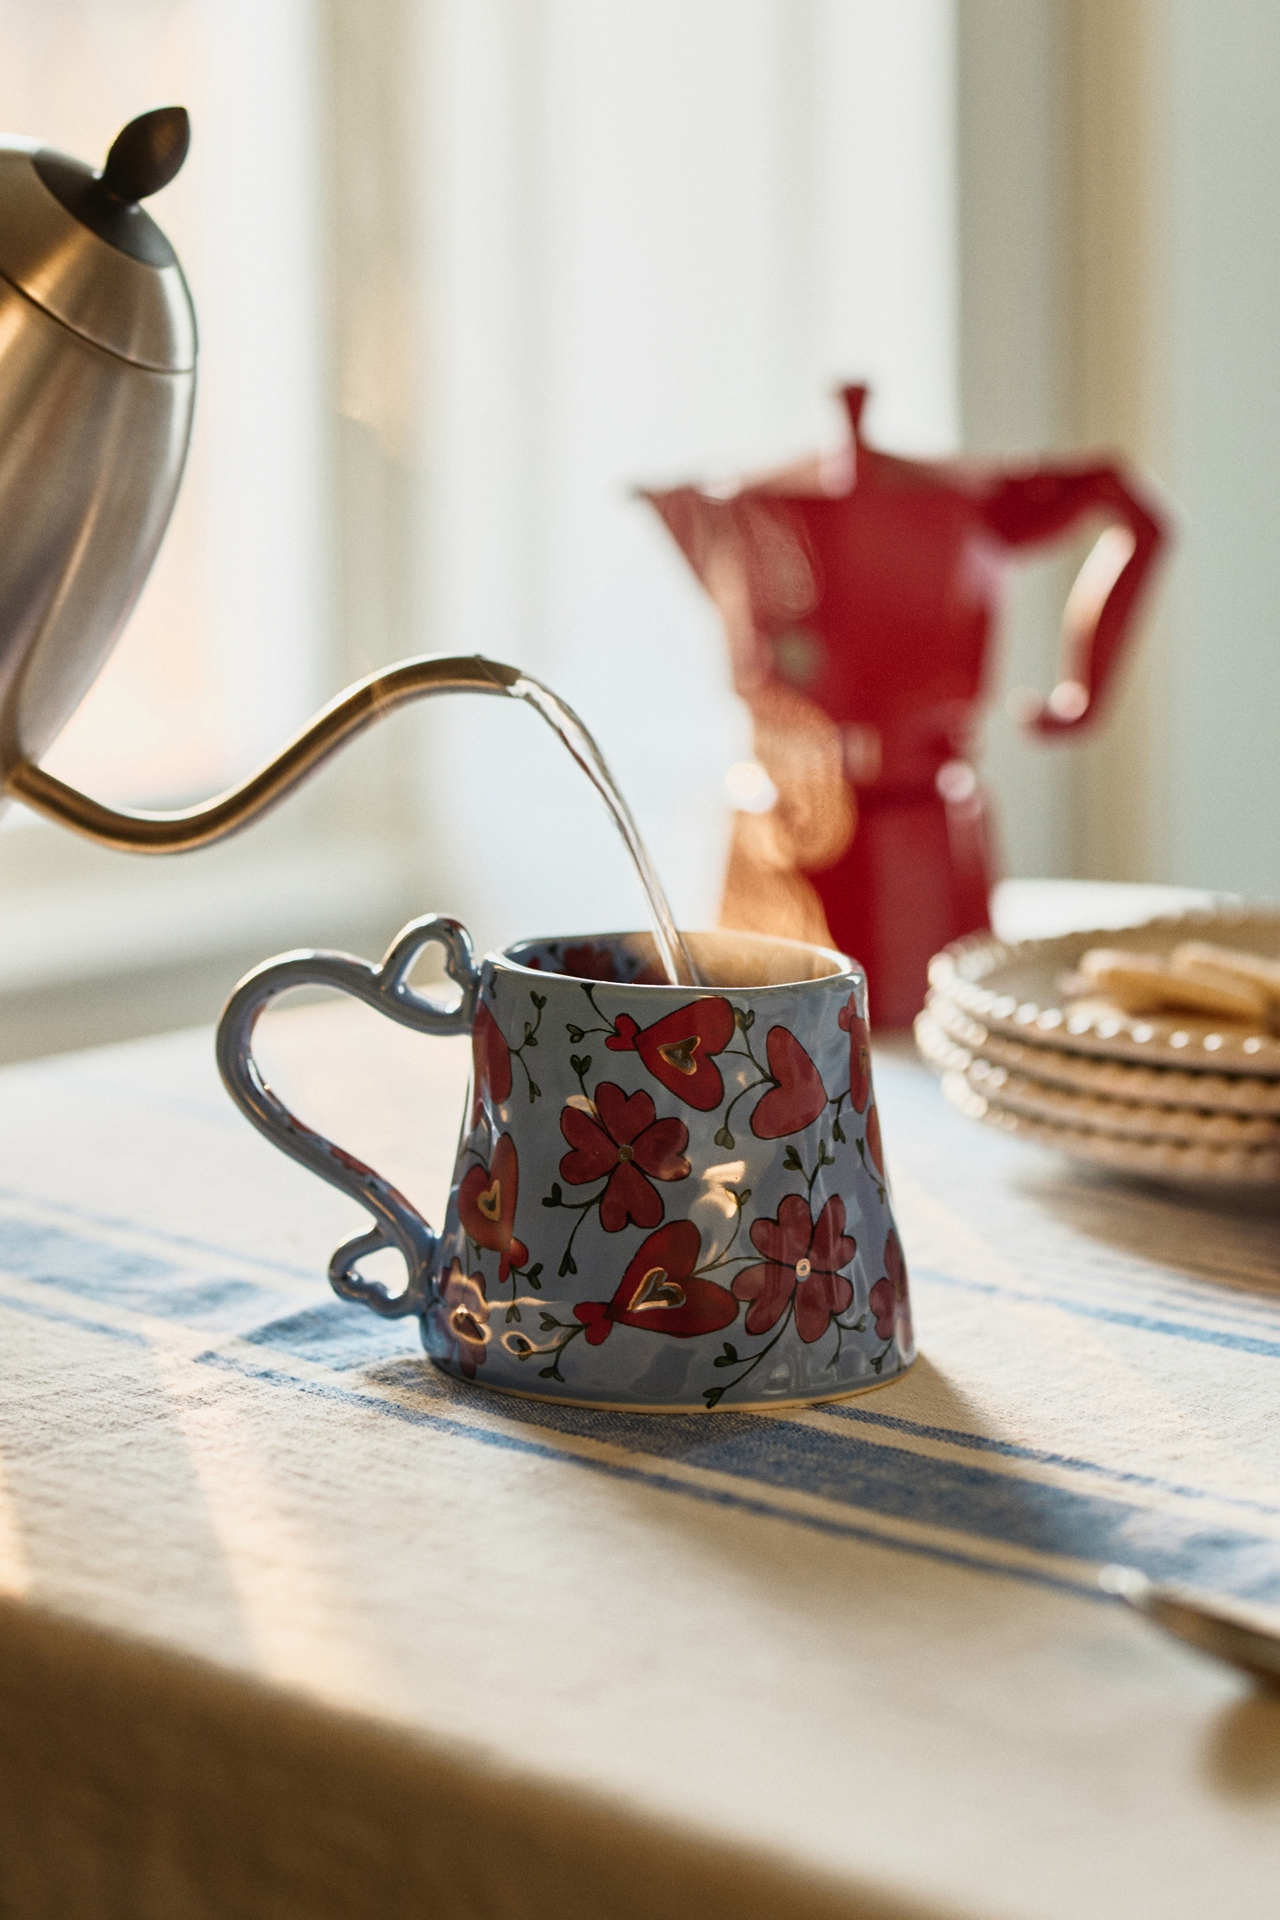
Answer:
0, 991, 1277, 1919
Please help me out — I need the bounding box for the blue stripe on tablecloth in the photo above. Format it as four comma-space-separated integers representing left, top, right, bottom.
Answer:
454, 1380, 1280, 1600
7, 1196, 1278, 1359
918, 1266, 1280, 1358
195, 1345, 1280, 1606
827, 1404, 1280, 1518
0, 1187, 318, 1283
236, 1263, 1280, 1371
0, 1285, 147, 1346
0, 1216, 282, 1329
5, 1208, 1280, 1598
193, 1347, 1100, 1601
240, 1300, 421, 1368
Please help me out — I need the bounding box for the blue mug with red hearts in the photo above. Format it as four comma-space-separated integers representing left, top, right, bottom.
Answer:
216, 921, 914, 1411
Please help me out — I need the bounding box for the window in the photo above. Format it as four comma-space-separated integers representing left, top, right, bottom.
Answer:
0, 0, 962, 1048
0, 0, 326, 809
415, 0, 959, 955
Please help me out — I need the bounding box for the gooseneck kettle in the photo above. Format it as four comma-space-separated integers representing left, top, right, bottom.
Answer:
0, 107, 517, 855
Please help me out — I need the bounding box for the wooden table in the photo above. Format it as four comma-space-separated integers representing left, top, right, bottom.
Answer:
0, 913, 1278, 1918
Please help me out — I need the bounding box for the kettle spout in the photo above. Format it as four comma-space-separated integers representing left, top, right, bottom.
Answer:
4, 654, 522, 852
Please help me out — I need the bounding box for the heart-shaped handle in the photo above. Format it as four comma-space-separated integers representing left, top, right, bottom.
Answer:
216, 915, 479, 1319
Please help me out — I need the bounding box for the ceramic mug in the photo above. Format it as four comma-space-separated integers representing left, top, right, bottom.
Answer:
216, 921, 915, 1412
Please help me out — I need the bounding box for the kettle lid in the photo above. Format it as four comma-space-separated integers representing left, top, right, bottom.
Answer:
0, 108, 195, 372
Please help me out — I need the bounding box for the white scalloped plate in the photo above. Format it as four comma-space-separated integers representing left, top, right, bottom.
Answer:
937, 1067, 1280, 1186
916, 1011, 1280, 1150
929, 909, 1280, 1074
923, 991, 1280, 1114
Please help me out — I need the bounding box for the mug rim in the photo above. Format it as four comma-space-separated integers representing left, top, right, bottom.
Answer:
488, 926, 860, 993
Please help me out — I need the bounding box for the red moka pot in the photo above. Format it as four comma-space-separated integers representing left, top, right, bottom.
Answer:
645, 386, 1168, 1026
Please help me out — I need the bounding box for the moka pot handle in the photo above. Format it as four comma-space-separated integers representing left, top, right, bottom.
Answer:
979, 465, 1169, 739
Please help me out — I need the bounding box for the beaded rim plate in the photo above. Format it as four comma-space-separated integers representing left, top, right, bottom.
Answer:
937, 1067, 1280, 1186
916, 1011, 1280, 1149
929, 909, 1280, 1075
923, 991, 1280, 1114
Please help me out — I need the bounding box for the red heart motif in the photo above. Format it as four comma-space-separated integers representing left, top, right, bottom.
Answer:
837, 994, 871, 1114
869, 1227, 911, 1345
470, 999, 513, 1126
865, 1103, 884, 1177
750, 1026, 828, 1138
574, 1220, 739, 1344
606, 996, 735, 1110
457, 1132, 528, 1281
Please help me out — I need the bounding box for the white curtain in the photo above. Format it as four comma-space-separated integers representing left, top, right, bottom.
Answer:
413, 0, 958, 955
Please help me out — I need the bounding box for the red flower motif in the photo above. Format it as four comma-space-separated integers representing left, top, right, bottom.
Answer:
605, 996, 735, 1110
750, 1026, 828, 1138
573, 1221, 739, 1345
458, 1132, 529, 1281
559, 1082, 690, 1232
865, 1104, 884, 1178
470, 999, 513, 1127
868, 1229, 912, 1347
732, 1193, 856, 1343
432, 1260, 490, 1376
838, 994, 872, 1114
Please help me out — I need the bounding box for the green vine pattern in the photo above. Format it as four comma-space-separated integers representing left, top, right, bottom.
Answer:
458, 978, 902, 1398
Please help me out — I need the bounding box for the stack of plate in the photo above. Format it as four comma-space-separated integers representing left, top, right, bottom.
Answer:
916, 909, 1280, 1185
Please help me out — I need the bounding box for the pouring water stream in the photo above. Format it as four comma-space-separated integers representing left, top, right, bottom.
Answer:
507, 669, 701, 989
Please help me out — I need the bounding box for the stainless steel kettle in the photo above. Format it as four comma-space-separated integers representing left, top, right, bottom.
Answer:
0, 107, 518, 855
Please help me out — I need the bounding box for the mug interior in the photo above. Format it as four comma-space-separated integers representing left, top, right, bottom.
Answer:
501, 928, 853, 989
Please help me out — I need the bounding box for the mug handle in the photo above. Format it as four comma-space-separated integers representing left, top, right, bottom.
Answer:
215, 915, 479, 1319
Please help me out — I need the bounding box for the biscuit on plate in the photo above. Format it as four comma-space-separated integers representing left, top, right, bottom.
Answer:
1076, 947, 1267, 1022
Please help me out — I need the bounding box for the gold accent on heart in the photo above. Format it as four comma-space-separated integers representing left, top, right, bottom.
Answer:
616, 1143, 634, 1161
657, 1035, 700, 1075
476, 1179, 502, 1221
795, 1257, 812, 1278
628, 1266, 687, 1313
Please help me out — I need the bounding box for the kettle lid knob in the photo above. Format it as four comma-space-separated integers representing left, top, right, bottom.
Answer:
0, 107, 196, 368
100, 107, 190, 204
33, 106, 190, 271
